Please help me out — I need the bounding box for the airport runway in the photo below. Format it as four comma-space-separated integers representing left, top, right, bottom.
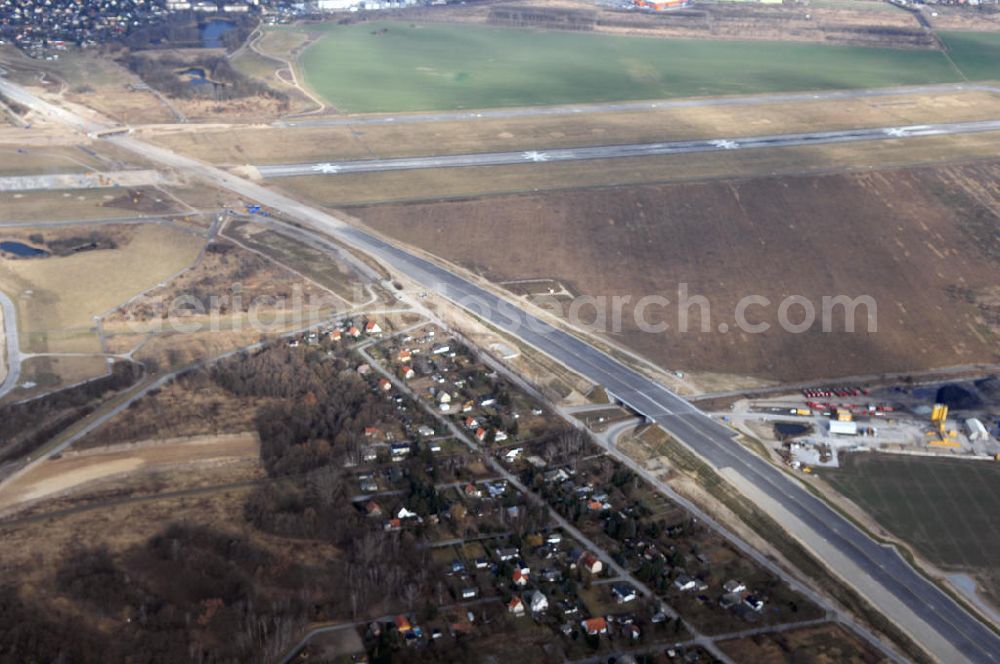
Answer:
274, 83, 1000, 129
2, 75, 997, 662
257, 118, 1000, 179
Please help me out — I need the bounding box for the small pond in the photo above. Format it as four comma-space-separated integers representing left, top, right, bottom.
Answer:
0, 240, 49, 258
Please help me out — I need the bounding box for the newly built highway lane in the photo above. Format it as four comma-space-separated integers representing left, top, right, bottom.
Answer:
2, 75, 996, 663
257, 118, 1000, 178
0, 290, 21, 398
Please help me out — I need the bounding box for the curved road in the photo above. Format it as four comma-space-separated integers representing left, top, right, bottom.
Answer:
257, 119, 1000, 178
1, 75, 997, 662
0, 290, 20, 399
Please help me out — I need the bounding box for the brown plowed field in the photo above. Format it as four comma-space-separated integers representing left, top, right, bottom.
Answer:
351, 162, 1000, 382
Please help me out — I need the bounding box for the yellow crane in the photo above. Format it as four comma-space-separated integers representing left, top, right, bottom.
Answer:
928, 403, 960, 447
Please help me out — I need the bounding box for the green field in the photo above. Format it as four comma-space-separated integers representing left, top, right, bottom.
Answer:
941, 31, 1000, 82
823, 454, 1000, 575
294, 22, 993, 112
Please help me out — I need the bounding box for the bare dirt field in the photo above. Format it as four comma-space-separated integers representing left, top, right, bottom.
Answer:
146, 89, 1000, 166
0, 432, 260, 512
927, 6, 1000, 31
352, 161, 1000, 382
718, 621, 888, 663
431, 0, 936, 48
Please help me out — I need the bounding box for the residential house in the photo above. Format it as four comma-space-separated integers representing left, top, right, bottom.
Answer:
743, 595, 765, 612
494, 431, 509, 443
417, 425, 435, 437
475, 427, 488, 442
464, 416, 479, 430
723, 580, 746, 594
674, 574, 696, 592
496, 547, 520, 562
329, 329, 342, 342
364, 320, 382, 335
364, 501, 383, 518
508, 596, 525, 616
543, 468, 571, 484
378, 378, 392, 392
401, 365, 415, 379
581, 617, 608, 636
347, 325, 361, 338
484, 481, 507, 498
461, 587, 478, 600
611, 583, 638, 604
464, 483, 483, 498
398, 348, 412, 362
513, 567, 530, 587
397, 506, 418, 520
395, 615, 412, 633
587, 498, 610, 512
529, 590, 548, 613
579, 552, 603, 575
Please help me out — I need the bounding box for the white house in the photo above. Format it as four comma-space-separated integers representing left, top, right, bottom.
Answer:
529, 591, 548, 613
673, 575, 696, 592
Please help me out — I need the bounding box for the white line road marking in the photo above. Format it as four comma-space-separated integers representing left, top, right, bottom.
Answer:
522, 151, 551, 162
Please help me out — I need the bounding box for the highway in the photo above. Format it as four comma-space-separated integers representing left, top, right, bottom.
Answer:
257, 119, 1000, 178
0, 290, 21, 399
2, 75, 999, 662
274, 82, 1000, 128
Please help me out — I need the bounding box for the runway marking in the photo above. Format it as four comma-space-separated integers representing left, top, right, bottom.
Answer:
710, 139, 740, 150
522, 151, 551, 162
312, 162, 341, 174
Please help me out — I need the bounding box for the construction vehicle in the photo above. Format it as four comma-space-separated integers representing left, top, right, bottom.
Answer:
927, 403, 960, 447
